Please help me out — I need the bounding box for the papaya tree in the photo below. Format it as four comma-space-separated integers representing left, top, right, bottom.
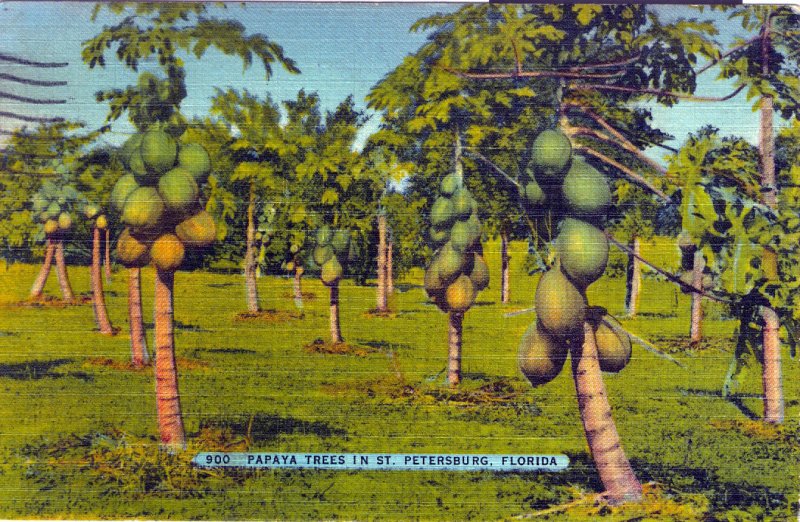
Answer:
374, 3, 726, 504
85, 2, 297, 448
297, 97, 374, 344
208, 88, 286, 313
423, 137, 489, 386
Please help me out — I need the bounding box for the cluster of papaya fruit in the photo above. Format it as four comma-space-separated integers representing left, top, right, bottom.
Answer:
110, 128, 216, 271
423, 174, 489, 313
31, 179, 85, 236
313, 225, 350, 286
518, 130, 632, 386
676, 232, 714, 292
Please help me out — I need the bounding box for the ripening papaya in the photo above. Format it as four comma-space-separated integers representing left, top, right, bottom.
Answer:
84, 204, 100, 219
593, 314, 632, 373
43, 219, 59, 236
150, 233, 185, 271
436, 242, 469, 285
535, 267, 586, 336
57, 212, 72, 230
96, 215, 108, 230
556, 218, 609, 288
116, 228, 150, 267
518, 321, 568, 386
561, 159, 610, 222
175, 210, 216, 248
445, 274, 475, 312
531, 130, 572, 182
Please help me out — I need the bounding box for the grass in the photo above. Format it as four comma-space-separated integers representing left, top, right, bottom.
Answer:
0, 239, 796, 520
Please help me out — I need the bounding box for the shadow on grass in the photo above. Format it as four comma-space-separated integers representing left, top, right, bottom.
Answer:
144, 320, 209, 332
207, 282, 237, 288
197, 413, 346, 444
0, 358, 93, 382
356, 340, 413, 351
678, 388, 761, 420
198, 347, 258, 355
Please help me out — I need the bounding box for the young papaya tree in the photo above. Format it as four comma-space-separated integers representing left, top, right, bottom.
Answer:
84, 204, 114, 335
424, 137, 489, 386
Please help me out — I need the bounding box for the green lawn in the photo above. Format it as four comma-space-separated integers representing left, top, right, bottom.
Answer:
0, 240, 796, 520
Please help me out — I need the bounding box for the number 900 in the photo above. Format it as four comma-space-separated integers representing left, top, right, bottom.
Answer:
205, 454, 230, 465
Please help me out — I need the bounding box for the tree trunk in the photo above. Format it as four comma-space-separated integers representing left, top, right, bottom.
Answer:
30, 238, 55, 299
329, 283, 343, 344
572, 322, 642, 504
500, 231, 510, 304
387, 237, 394, 294
91, 227, 114, 335
376, 213, 388, 313
54, 240, 74, 302
293, 264, 303, 301
128, 267, 149, 367
244, 183, 259, 313
154, 268, 185, 451
759, 18, 783, 424
624, 236, 641, 318
104, 228, 112, 283
689, 250, 704, 344
448, 311, 463, 387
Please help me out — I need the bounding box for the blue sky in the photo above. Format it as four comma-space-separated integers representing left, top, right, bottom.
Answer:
0, 3, 780, 159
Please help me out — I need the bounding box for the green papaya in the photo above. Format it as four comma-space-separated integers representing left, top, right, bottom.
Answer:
430, 197, 455, 230
561, 159, 611, 222
593, 314, 632, 373
451, 189, 473, 220
121, 187, 164, 229
440, 174, 460, 196
320, 257, 343, 287
140, 129, 177, 175
531, 129, 572, 182
556, 218, 609, 288
518, 321, 568, 387
313, 244, 335, 266
110, 175, 141, 213
468, 254, 490, 291
535, 267, 586, 336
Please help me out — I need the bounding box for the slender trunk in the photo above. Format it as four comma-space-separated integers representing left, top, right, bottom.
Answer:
244, 183, 259, 313
154, 268, 185, 451
500, 231, 510, 304
624, 236, 641, 318
759, 18, 783, 424
689, 250, 704, 343
30, 238, 55, 299
572, 322, 642, 504
329, 283, 343, 344
387, 238, 394, 294
129, 267, 149, 367
448, 311, 463, 387
761, 305, 784, 423
91, 227, 114, 335
54, 240, 74, 302
293, 265, 303, 301
376, 213, 388, 312
104, 228, 112, 283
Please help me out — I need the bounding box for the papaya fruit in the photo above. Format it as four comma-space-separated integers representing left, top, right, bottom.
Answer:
561, 159, 610, 222
331, 230, 350, 256
535, 267, 586, 336
556, 218, 609, 288
436, 242, 469, 285
450, 218, 480, 252
140, 129, 177, 175
178, 143, 211, 182
116, 228, 150, 268
468, 254, 490, 291
84, 204, 100, 220
46, 202, 61, 219
531, 130, 572, 182
320, 257, 343, 287
43, 219, 59, 236
121, 187, 164, 229
96, 215, 108, 230
57, 212, 72, 230
316, 225, 333, 245
593, 314, 632, 373
313, 245, 335, 266
429, 227, 449, 246
450, 189, 473, 220
430, 197, 455, 230
440, 174, 460, 196
110, 175, 140, 212
518, 321, 568, 387
158, 167, 198, 214
120, 134, 143, 169
175, 210, 216, 248
445, 274, 475, 312
151, 233, 185, 271
524, 180, 546, 207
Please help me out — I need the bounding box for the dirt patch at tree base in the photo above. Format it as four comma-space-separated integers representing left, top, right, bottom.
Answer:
303, 338, 376, 357
519, 482, 710, 519
234, 310, 302, 323
362, 309, 398, 319
12, 295, 93, 308
84, 357, 210, 372
709, 418, 795, 443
